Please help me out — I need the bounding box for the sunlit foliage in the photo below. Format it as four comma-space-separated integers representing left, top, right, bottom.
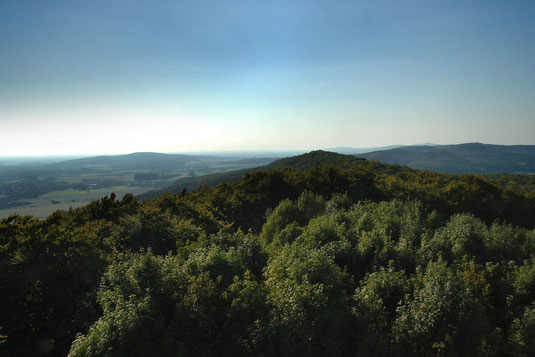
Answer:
2, 158, 535, 356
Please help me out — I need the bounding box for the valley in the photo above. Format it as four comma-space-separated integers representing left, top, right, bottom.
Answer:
0, 152, 277, 218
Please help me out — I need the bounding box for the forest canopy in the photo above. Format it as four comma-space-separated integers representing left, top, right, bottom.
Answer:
1, 152, 535, 356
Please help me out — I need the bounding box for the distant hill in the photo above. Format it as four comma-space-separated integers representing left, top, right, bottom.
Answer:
46, 152, 224, 171
324, 145, 405, 155
356, 143, 535, 174
138, 151, 378, 199
262, 150, 366, 170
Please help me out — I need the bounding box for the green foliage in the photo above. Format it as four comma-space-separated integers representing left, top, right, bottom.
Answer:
512, 259, 535, 310
347, 200, 428, 274
69, 248, 261, 356
355, 263, 409, 330
393, 259, 494, 356
422, 214, 488, 264
260, 244, 353, 355
510, 304, 535, 356
261, 191, 326, 248
0, 213, 109, 355
3, 153, 535, 355
353, 264, 409, 356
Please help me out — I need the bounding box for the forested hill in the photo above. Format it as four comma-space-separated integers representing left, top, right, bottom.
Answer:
356, 143, 535, 173
2, 151, 535, 356
262, 150, 366, 169
46, 152, 224, 170
139, 150, 400, 199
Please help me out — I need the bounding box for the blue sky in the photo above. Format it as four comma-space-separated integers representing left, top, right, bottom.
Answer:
1, 0, 534, 155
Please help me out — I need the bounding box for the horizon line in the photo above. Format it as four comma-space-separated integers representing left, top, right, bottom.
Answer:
2, 141, 535, 158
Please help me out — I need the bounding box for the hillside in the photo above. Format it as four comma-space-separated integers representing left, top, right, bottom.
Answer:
3, 151, 535, 356
46, 152, 223, 171
262, 150, 365, 169
141, 144, 535, 201
357, 143, 535, 173
0, 152, 278, 217
138, 150, 391, 199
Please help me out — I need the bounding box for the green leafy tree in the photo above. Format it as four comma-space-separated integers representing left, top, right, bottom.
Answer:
259, 244, 354, 355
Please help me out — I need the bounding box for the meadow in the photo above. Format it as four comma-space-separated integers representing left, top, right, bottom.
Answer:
0, 152, 277, 218
0, 185, 156, 218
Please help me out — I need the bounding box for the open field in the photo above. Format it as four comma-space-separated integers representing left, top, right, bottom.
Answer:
0, 153, 279, 217
0, 185, 157, 219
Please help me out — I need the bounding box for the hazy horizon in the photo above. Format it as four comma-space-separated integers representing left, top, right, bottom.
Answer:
2, 141, 532, 160
1, 1, 534, 156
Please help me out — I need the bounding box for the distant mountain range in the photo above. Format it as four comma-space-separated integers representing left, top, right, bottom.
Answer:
355, 143, 535, 174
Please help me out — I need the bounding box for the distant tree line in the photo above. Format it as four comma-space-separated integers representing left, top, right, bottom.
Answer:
134, 172, 161, 181
0, 178, 70, 208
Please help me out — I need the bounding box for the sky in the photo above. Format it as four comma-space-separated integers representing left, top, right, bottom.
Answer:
1, 0, 534, 156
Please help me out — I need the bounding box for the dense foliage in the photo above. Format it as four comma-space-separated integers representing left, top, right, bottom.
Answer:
2, 156, 535, 356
